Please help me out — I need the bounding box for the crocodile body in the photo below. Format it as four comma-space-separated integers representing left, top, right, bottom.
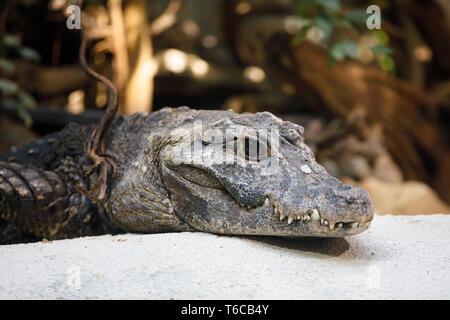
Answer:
0, 107, 374, 244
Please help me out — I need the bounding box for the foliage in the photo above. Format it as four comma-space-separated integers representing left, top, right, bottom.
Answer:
0, 32, 40, 126
293, 0, 395, 73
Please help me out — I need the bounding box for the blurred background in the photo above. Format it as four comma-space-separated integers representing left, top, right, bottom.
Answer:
0, 0, 449, 214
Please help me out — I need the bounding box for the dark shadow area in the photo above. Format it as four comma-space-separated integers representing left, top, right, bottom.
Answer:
239, 235, 350, 257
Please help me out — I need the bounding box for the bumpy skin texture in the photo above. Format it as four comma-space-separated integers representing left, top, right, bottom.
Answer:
0, 107, 374, 244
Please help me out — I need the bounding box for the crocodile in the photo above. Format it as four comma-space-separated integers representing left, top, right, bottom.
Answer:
0, 107, 374, 244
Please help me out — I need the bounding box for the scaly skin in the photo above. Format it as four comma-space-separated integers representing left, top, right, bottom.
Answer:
0, 107, 374, 244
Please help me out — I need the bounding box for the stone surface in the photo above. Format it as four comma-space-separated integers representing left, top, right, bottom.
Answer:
0, 214, 449, 299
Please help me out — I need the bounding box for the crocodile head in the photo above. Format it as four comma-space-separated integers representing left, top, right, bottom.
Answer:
157, 109, 374, 237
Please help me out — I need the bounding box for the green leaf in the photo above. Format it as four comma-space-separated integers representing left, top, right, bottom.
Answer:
0, 78, 18, 95
331, 40, 358, 61
315, 16, 333, 39
379, 55, 396, 73
0, 32, 6, 58
292, 25, 311, 46
331, 45, 345, 61
19, 47, 41, 63
370, 45, 393, 55
0, 58, 15, 75
344, 9, 369, 25
15, 102, 33, 127
314, 0, 341, 12
4, 35, 22, 49
372, 29, 389, 45
17, 88, 37, 110
297, 0, 314, 16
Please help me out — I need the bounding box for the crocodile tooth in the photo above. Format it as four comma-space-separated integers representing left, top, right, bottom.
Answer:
302, 215, 307, 221
329, 222, 335, 230
324, 220, 329, 226
296, 215, 302, 220
274, 207, 278, 214
320, 218, 324, 224
264, 198, 270, 207
288, 216, 294, 224
306, 216, 311, 221
311, 209, 320, 221
350, 222, 359, 228
280, 213, 286, 221
337, 223, 343, 229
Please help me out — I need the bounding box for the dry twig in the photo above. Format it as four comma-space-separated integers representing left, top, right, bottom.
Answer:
78, 1, 118, 200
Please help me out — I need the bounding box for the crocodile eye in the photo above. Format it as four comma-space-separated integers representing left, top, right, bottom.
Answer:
221, 135, 271, 161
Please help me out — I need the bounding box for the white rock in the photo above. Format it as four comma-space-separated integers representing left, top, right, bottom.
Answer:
0, 215, 449, 299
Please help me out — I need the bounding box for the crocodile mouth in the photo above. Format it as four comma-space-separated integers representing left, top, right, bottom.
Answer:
228, 195, 372, 236
163, 163, 373, 236
246, 198, 372, 234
